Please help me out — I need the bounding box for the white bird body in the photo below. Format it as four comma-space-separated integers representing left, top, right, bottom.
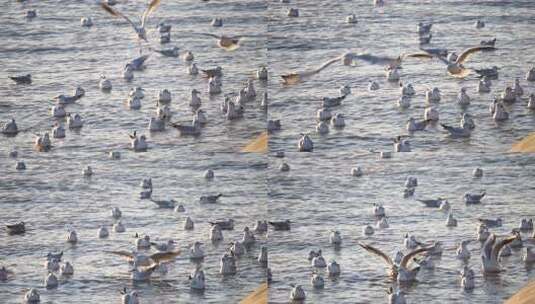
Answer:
158, 89, 172, 103
99, 76, 112, 91
60, 262, 74, 276
351, 167, 363, 177
98, 226, 109, 238
481, 233, 516, 273
400, 83, 416, 96
373, 203, 386, 217
368, 81, 380, 91
298, 134, 314, 152
190, 267, 206, 290
457, 87, 470, 106
377, 217, 389, 228
478, 79, 491, 93
113, 221, 126, 232
331, 113, 346, 128
425, 87, 441, 103
127, 96, 141, 110
330, 230, 342, 245
123, 64, 134, 81
128, 87, 144, 100
346, 14, 358, 24
45, 272, 58, 288
395, 139, 411, 152
190, 89, 202, 109
189, 242, 205, 259
23, 288, 40, 304
312, 255, 327, 268
311, 273, 325, 288
501, 87, 516, 103
241, 226, 255, 245
66, 230, 78, 244
493, 103, 509, 121
386, 68, 401, 81
327, 260, 341, 276
209, 225, 223, 242
131, 134, 148, 152
397, 95, 411, 109
526, 67, 535, 81
527, 94, 535, 109
317, 108, 332, 121
290, 285, 306, 301
231, 241, 245, 257
245, 79, 256, 99
220, 253, 237, 275
148, 117, 165, 131
316, 121, 329, 135
446, 212, 458, 227
67, 114, 84, 129
52, 124, 65, 138
257, 66, 268, 80
136, 235, 151, 249
1, 119, 18, 134
35, 133, 52, 151
51, 105, 66, 118
363, 225, 374, 236
523, 247, 535, 263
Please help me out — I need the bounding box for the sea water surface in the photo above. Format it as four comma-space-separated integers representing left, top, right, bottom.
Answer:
2, 0, 535, 303
1, 0, 267, 303
267, 0, 535, 303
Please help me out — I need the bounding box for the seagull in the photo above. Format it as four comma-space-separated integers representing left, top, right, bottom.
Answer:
441, 123, 472, 138
419, 46, 496, 78
120, 288, 140, 304
8, 74, 31, 84
199, 193, 222, 203
269, 220, 291, 231
281, 56, 341, 85
6, 221, 25, 234
191, 33, 264, 51
201, 66, 223, 78
150, 199, 177, 208
322, 95, 346, 107
480, 38, 496, 46
478, 218, 502, 228
464, 192, 485, 204
417, 198, 447, 208
106, 249, 180, 267
209, 219, 234, 230
170, 119, 201, 136
358, 242, 431, 283
481, 232, 517, 273
475, 66, 499, 79
100, 0, 161, 52
151, 46, 179, 57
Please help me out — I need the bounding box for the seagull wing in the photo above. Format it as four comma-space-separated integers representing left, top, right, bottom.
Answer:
400, 247, 431, 268
313, 56, 342, 73
105, 250, 134, 261
353, 53, 397, 65
457, 46, 496, 64
491, 234, 517, 261
141, 0, 161, 28
358, 242, 393, 267
150, 250, 181, 263
100, 3, 138, 29
402, 52, 435, 60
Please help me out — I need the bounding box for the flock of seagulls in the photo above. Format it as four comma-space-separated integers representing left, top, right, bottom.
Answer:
2, 0, 535, 303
